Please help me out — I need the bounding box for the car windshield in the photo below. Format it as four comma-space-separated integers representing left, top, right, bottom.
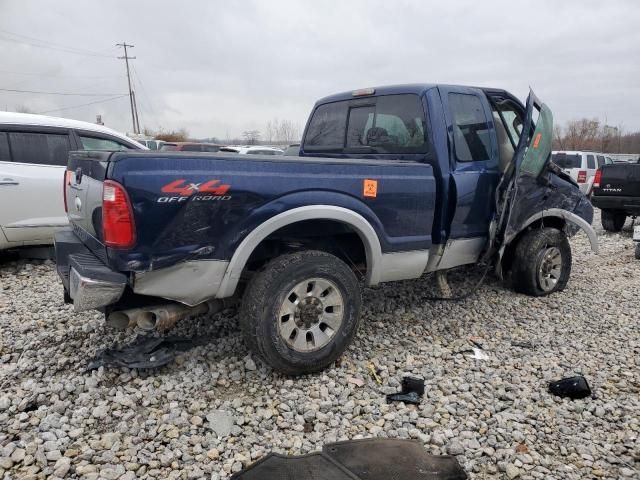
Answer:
552, 153, 581, 169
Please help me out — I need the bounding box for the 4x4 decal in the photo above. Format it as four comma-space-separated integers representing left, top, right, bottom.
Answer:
158, 179, 231, 203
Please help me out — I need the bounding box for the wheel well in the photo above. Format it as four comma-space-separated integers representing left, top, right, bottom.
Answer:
243, 219, 368, 278
501, 217, 566, 275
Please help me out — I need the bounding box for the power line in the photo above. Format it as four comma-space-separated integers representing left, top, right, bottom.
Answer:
0, 87, 126, 96
0, 69, 123, 79
0, 28, 114, 58
116, 42, 140, 134
35, 95, 129, 115
131, 64, 158, 127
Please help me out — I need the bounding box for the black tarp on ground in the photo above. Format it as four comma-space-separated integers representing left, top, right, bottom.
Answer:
231, 438, 467, 480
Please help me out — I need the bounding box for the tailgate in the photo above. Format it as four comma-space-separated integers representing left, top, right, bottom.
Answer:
595, 163, 640, 196
65, 151, 111, 257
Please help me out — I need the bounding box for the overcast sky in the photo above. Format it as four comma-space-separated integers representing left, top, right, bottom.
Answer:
1, 0, 639, 139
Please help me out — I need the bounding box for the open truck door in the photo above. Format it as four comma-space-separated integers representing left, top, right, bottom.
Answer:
488, 90, 597, 293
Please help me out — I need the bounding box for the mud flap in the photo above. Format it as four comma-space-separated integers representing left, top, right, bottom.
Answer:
231, 438, 467, 480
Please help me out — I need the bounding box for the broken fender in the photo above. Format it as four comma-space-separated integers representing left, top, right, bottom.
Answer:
515, 208, 598, 254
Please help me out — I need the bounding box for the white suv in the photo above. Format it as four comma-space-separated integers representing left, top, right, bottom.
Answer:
0, 112, 145, 251
551, 150, 613, 195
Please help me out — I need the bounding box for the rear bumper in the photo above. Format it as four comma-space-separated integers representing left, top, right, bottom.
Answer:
54, 230, 127, 311
591, 195, 640, 214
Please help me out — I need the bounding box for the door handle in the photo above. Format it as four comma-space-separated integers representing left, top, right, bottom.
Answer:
0, 178, 18, 186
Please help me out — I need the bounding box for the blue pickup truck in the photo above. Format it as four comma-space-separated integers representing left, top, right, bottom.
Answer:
55, 84, 597, 375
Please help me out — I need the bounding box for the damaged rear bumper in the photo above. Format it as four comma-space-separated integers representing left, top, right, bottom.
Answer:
55, 230, 127, 311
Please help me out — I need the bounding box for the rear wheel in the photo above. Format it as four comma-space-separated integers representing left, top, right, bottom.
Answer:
511, 227, 572, 296
240, 250, 361, 375
635, 243, 640, 260
601, 209, 626, 232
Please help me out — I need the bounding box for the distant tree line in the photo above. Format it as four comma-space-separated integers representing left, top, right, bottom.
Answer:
553, 118, 640, 153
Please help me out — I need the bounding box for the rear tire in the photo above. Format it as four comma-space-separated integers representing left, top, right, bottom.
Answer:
601, 209, 626, 232
511, 227, 572, 296
239, 250, 361, 375
635, 243, 640, 260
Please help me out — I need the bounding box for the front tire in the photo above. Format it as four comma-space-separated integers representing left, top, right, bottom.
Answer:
240, 250, 362, 375
511, 227, 572, 296
601, 209, 626, 232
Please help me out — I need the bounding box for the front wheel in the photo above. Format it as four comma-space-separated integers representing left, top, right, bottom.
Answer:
511, 227, 572, 296
240, 250, 362, 375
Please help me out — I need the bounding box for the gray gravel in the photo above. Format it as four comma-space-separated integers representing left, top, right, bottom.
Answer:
0, 209, 639, 479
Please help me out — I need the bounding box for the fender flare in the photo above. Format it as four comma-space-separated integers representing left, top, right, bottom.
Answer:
215, 205, 383, 298
512, 208, 599, 253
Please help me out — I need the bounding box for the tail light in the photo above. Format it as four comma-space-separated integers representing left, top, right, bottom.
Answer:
63, 170, 73, 213
102, 180, 136, 248
577, 170, 587, 183
593, 169, 602, 188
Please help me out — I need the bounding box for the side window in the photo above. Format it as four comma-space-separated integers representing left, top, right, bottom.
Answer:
202, 145, 220, 152
596, 155, 605, 168
305, 94, 428, 154
448, 93, 490, 162
304, 102, 348, 151
80, 135, 131, 151
586, 154, 596, 169
0, 133, 10, 162
8, 132, 70, 166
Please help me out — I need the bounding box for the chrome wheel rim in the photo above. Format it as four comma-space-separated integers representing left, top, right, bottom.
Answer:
278, 277, 344, 353
537, 246, 562, 292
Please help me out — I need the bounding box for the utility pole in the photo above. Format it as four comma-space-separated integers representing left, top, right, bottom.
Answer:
116, 42, 139, 134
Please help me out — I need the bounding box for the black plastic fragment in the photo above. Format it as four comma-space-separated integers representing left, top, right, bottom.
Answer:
386, 375, 425, 404
86, 335, 195, 371
232, 438, 467, 480
548, 376, 592, 399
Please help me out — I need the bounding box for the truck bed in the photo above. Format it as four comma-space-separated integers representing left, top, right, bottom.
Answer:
67, 150, 438, 273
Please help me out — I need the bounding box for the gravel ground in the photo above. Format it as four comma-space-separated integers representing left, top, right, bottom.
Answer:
0, 210, 638, 480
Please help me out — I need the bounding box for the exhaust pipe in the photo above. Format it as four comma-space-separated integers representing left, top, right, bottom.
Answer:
106, 298, 232, 332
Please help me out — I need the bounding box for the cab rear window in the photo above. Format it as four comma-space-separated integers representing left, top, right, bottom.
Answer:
304, 94, 428, 154
552, 153, 581, 169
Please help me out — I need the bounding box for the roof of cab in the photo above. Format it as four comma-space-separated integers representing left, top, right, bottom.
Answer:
315, 83, 512, 106
0, 111, 146, 149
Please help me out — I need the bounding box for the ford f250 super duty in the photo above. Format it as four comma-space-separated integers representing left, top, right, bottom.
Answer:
55, 84, 598, 375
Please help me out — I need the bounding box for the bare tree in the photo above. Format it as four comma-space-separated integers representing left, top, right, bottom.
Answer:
553, 118, 640, 154
242, 130, 261, 145
154, 128, 189, 142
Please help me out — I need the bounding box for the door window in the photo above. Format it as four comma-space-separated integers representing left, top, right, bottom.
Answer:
79, 135, 132, 151
448, 93, 490, 162
0, 133, 10, 162
586, 154, 596, 169
8, 132, 70, 166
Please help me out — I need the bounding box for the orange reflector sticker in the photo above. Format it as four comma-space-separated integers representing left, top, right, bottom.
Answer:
363, 179, 378, 198
533, 133, 542, 148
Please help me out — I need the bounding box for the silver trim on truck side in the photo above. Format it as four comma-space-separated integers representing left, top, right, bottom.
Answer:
216, 205, 384, 298
69, 267, 125, 312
